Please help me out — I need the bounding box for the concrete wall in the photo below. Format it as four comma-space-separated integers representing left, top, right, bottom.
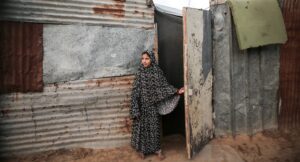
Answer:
212, 4, 280, 136
43, 25, 154, 83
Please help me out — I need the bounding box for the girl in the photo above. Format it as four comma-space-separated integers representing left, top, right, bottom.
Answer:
130, 50, 184, 160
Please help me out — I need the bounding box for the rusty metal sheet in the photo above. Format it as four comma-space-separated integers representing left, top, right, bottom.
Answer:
279, 0, 300, 130
0, 75, 134, 156
183, 8, 213, 159
0, 21, 43, 93
0, 0, 154, 28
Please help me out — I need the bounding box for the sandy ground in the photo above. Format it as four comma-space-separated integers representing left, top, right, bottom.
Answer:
212, 129, 300, 162
1, 129, 299, 162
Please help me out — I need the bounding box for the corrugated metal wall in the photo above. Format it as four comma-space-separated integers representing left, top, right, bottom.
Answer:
0, 0, 154, 28
0, 75, 134, 156
212, 4, 279, 136
0, 0, 155, 157
279, 0, 300, 129
0, 21, 43, 93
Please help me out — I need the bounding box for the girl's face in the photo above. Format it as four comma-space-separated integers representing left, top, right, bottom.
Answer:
141, 53, 151, 68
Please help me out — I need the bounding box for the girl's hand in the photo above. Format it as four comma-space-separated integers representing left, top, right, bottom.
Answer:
177, 87, 184, 95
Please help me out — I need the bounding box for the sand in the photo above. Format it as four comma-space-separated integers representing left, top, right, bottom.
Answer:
1, 129, 299, 162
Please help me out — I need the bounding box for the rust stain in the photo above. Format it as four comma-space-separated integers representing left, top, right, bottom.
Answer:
0, 21, 43, 93
93, 3, 125, 18
1, 109, 9, 117
53, 83, 59, 92
85, 80, 94, 88
125, 117, 132, 133
96, 80, 101, 87
84, 76, 134, 88
134, 10, 146, 17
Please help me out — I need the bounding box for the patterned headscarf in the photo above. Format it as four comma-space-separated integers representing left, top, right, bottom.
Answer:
139, 50, 157, 70
145, 50, 157, 64
130, 50, 177, 118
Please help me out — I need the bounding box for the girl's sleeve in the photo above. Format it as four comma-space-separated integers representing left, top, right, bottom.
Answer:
130, 77, 140, 119
157, 68, 177, 94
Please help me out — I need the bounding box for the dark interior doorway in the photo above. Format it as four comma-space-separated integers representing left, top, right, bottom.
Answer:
155, 10, 185, 137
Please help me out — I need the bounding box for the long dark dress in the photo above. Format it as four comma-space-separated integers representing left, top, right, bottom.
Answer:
130, 51, 178, 155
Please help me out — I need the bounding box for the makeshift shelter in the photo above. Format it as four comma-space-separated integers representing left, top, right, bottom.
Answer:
0, 0, 298, 160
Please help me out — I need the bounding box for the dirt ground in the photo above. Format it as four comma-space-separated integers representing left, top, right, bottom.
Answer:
1, 129, 299, 162
210, 129, 300, 162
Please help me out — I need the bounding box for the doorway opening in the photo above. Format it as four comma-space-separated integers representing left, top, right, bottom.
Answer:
155, 10, 186, 139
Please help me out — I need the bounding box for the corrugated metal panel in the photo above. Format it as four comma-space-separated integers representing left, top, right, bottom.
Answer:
212, 4, 279, 136
279, 0, 300, 129
0, 0, 154, 28
0, 21, 43, 93
0, 75, 134, 156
